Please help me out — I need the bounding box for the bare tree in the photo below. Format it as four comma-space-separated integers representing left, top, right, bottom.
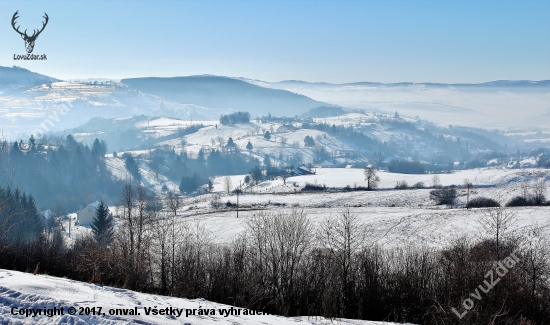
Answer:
432, 174, 441, 188
165, 191, 183, 283
464, 178, 473, 206
150, 212, 179, 294
318, 208, 369, 317
518, 229, 550, 297
224, 176, 232, 194
363, 167, 380, 190
75, 236, 110, 284
520, 177, 530, 199
532, 178, 547, 205
480, 207, 517, 260
166, 191, 182, 218
216, 136, 225, 147
116, 181, 157, 289
245, 210, 312, 313
281, 174, 288, 185
119, 181, 136, 260
281, 137, 287, 147
208, 178, 214, 192
372, 151, 385, 170
135, 186, 155, 258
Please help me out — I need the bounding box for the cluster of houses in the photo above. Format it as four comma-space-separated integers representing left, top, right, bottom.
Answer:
505, 153, 549, 169
40, 201, 101, 228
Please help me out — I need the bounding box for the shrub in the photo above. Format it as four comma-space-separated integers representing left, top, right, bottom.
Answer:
395, 180, 408, 190
430, 187, 457, 205
413, 182, 425, 189
302, 183, 324, 191
506, 195, 548, 207
529, 194, 547, 206
467, 197, 500, 208
210, 199, 223, 209
506, 196, 529, 207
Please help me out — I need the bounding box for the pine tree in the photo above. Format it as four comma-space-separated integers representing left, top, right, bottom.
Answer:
91, 200, 113, 246
226, 137, 237, 150
246, 141, 253, 150
91, 138, 106, 160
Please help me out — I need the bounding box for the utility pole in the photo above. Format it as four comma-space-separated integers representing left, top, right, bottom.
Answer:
464, 179, 472, 207
467, 182, 471, 206
237, 180, 242, 218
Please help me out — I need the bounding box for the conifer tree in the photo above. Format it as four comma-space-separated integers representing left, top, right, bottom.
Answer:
91, 200, 113, 246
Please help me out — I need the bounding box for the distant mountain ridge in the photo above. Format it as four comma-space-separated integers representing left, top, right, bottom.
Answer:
0, 66, 59, 88
121, 75, 325, 117
1, 65, 548, 133
270, 79, 550, 88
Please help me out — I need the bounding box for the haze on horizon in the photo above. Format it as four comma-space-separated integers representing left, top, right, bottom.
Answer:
0, 0, 549, 84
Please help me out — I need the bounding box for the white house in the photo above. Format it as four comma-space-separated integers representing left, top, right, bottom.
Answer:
506, 161, 520, 169
77, 201, 100, 226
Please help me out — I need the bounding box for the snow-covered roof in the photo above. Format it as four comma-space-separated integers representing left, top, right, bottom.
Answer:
40, 209, 53, 219
88, 201, 101, 208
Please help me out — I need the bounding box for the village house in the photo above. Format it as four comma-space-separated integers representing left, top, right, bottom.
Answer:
77, 201, 100, 226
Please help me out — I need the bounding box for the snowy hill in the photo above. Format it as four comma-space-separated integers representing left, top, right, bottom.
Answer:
0, 269, 409, 325
72, 112, 510, 169
0, 78, 240, 140
121, 75, 325, 117
0, 66, 59, 89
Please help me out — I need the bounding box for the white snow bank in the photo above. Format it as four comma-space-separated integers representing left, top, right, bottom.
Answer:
0, 269, 411, 325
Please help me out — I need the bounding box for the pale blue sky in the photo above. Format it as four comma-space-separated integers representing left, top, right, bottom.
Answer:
0, 0, 549, 83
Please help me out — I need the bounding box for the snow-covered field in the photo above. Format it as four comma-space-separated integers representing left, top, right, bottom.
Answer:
178, 205, 550, 248
245, 167, 549, 190
0, 269, 409, 325
95, 165, 550, 249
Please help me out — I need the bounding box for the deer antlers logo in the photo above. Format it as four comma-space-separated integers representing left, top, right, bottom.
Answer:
11, 11, 49, 54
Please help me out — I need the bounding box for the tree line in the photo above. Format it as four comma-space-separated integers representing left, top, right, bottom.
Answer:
219, 112, 251, 125
0, 136, 122, 210
0, 197, 548, 324
0, 185, 43, 243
